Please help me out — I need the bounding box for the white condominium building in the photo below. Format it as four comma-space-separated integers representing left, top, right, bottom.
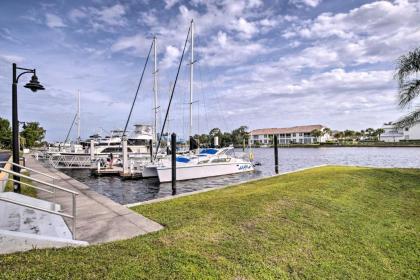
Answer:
381, 121, 420, 142
250, 125, 330, 145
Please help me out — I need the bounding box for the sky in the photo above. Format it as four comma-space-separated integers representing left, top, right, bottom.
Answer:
0, 0, 419, 141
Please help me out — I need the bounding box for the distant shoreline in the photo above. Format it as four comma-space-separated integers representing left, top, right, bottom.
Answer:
241, 144, 420, 148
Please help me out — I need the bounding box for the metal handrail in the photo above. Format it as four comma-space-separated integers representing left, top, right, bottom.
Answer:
0, 161, 59, 180
0, 168, 78, 195
6, 178, 54, 194
0, 196, 73, 218
0, 167, 78, 239
0, 196, 76, 239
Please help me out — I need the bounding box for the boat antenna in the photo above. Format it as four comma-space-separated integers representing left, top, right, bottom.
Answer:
122, 39, 154, 138
154, 20, 192, 160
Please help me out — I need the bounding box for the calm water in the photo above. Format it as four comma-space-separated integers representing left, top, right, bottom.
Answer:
61, 147, 420, 205
0, 152, 10, 167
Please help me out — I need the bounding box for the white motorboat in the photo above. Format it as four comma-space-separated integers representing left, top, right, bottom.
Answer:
155, 147, 254, 182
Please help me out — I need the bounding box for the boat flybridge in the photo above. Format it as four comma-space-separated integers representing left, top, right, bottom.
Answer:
153, 147, 253, 182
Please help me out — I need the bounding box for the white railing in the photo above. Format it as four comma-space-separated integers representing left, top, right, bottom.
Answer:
48, 154, 93, 169
0, 166, 78, 239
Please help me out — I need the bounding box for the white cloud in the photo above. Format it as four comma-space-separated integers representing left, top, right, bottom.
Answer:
68, 9, 87, 22
95, 4, 126, 26
111, 34, 150, 55
164, 0, 179, 9
0, 54, 24, 63
45, 13, 66, 28
234, 17, 258, 38
198, 31, 267, 67
281, 0, 420, 70
290, 0, 322, 8
161, 45, 181, 69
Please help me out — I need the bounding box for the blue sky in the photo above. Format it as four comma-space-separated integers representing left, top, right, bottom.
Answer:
0, 0, 419, 141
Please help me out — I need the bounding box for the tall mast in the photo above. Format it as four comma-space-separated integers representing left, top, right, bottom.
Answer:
153, 36, 159, 143
77, 90, 81, 143
189, 19, 194, 139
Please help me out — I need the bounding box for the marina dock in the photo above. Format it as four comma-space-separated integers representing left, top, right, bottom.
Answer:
26, 156, 163, 244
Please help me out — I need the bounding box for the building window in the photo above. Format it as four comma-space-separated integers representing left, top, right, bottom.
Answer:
299, 133, 303, 136
286, 134, 291, 138
292, 133, 296, 137
264, 134, 268, 138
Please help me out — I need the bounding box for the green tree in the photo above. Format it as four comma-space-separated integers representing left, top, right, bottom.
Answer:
344, 130, 355, 140
374, 128, 385, 141
334, 131, 344, 142
0, 118, 12, 148
323, 127, 332, 135
365, 128, 375, 139
20, 122, 46, 147
231, 125, 249, 146
311, 129, 323, 143
394, 47, 420, 127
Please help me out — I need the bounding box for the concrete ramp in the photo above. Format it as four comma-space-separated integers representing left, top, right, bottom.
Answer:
0, 230, 88, 254
0, 192, 70, 239
0, 192, 88, 254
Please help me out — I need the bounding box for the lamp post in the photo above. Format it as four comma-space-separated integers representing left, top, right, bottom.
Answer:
12, 63, 45, 193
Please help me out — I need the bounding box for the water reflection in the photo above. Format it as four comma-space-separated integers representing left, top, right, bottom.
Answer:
62, 147, 420, 204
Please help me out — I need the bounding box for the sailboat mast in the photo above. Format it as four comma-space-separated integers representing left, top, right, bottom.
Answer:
153, 36, 158, 144
77, 90, 81, 143
189, 19, 194, 139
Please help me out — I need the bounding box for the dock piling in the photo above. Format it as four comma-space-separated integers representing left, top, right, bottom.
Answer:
149, 139, 153, 162
171, 133, 176, 195
274, 135, 279, 174
122, 136, 128, 174
90, 140, 95, 161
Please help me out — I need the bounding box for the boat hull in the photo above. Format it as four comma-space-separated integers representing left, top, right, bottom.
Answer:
157, 161, 253, 182
142, 166, 158, 178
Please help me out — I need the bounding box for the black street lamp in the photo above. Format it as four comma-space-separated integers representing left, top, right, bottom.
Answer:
12, 63, 45, 193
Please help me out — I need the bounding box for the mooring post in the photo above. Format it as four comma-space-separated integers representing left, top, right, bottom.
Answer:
149, 139, 153, 162
274, 135, 279, 174
90, 139, 95, 161
171, 133, 176, 195
122, 136, 128, 174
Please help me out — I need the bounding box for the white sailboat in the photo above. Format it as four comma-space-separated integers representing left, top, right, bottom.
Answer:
156, 147, 253, 182
146, 20, 254, 182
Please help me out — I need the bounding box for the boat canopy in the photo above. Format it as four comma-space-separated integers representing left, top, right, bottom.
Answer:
176, 156, 190, 163
200, 148, 218, 155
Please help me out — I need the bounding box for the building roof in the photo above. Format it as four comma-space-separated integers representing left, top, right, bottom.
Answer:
250, 125, 324, 135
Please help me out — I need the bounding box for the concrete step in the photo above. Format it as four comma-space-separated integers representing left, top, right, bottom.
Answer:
0, 193, 71, 239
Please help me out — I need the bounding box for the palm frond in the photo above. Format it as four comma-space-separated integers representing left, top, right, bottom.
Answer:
393, 108, 420, 128
398, 79, 420, 108
394, 47, 420, 84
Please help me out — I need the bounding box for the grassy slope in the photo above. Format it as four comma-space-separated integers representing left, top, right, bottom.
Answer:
0, 166, 419, 279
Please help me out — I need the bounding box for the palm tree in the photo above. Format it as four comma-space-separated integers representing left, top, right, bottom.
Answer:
394, 47, 420, 127
311, 129, 323, 143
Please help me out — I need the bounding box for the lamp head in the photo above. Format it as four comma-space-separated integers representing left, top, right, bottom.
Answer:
24, 73, 45, 92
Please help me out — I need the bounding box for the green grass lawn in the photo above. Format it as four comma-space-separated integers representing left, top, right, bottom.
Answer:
0, 166, 419, 279
4, 171, 37, 197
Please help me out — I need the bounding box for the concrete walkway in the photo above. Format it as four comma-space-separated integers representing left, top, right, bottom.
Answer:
25, 157, 163, 244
